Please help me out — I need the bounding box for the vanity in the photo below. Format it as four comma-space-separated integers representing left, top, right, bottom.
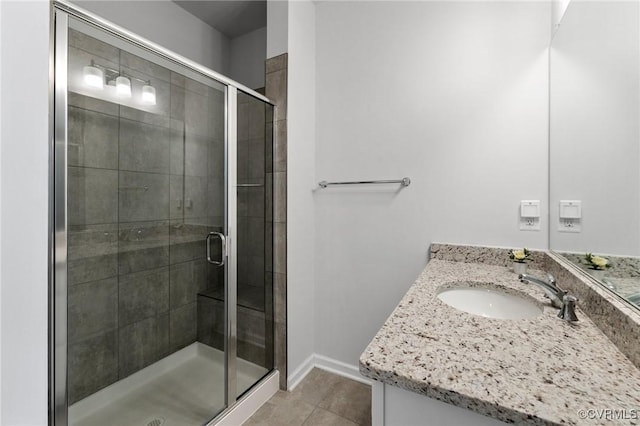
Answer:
359, 2, 640, 424
360, 244, 640, 425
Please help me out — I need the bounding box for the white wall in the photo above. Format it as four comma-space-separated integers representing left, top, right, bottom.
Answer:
552, 0, 572, 35
0, 1, 50, 424
267, 0, 288, 58
314, 1, 550, 368
549, 1, 640, 256
0, 0, 3, 421
230, 27, 267, 90
286, 0, 317, 383
73, 0, 230, 74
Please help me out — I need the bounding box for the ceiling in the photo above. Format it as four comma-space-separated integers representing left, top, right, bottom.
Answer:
173, 0, 266, 39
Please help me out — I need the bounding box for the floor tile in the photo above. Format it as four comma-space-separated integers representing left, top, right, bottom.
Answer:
291, 368, 344, 406
244, 369, 372, 426
244, 391, 315, 426
317, 377, 372, 425
303, 407, 359, 426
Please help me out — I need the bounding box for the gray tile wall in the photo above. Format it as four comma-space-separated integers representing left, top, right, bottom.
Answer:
67, 30, 225, 404
265, 53, 288, 390
197, 291, 269, 368
239, 93, 272, 370
196, 92, 275, 371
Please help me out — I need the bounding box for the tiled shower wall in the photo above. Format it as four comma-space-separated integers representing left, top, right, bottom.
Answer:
265, 54, 288, 390
237, 93, 273, 367
66, 30, 225, 403
197, 93, 274, 371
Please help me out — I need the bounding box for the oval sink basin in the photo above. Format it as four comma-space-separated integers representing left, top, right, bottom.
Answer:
437, 286, 542, 320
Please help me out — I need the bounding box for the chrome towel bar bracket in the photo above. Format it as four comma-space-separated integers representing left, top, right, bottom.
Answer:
318, 177, 411, 189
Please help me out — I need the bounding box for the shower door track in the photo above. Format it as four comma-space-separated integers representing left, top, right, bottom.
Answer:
49, 2, 276, 425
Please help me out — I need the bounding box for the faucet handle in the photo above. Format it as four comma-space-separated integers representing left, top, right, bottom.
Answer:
558, 295, 578, 322
547, 273, 567, 298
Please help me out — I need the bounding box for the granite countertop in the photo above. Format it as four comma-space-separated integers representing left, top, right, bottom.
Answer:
359, 259, 640, 425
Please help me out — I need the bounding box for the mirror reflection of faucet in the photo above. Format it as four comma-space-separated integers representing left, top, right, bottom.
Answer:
601, 278, 617, 291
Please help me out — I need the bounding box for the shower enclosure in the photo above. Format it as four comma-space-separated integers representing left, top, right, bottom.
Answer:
51, 3, 275, 425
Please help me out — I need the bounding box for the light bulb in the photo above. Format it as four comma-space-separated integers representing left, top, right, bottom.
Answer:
83, 65, 104, 89
115, 76, 132, 98
141, 85, 156, 105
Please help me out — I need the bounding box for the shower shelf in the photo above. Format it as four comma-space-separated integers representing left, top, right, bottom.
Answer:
199, 289, 266, 313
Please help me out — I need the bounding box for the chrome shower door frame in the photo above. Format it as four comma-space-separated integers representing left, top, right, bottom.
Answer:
225, 86, 239, 407
51, 9, 69, 426
50, 3, 274, 424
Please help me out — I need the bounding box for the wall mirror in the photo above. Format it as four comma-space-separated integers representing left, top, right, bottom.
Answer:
549, 0, 640, 310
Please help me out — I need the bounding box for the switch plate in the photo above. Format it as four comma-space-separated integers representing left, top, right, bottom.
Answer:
559, 200, 581, 233
559, 200, 581, 219
521, 200, 540, 218
520, 200, 541, 231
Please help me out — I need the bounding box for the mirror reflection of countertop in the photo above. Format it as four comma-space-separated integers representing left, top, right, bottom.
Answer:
558, 253, 640, 301
601, 277, 640, 299
359, 256, 640, 425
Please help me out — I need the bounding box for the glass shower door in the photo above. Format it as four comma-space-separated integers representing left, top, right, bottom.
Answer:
236, 92, 275, 396
59, 13, 230, 426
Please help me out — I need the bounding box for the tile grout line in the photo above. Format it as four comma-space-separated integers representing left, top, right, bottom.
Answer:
299, 405, 318, 426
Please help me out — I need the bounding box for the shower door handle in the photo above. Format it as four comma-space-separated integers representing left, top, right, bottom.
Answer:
206, 232, 226, 266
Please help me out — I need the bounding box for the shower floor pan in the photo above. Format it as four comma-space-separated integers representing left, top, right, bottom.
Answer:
69, 342, 268, 426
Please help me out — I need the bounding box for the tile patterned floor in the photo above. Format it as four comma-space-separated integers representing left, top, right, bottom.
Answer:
244, 368, 372, 426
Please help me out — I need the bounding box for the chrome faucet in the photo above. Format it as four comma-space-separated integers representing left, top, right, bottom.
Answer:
518, 273, 566, 309
518, 273, 578, 321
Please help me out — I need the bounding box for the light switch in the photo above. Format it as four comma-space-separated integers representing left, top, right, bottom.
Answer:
520, 200, 541, 231
559, 200, 581, 232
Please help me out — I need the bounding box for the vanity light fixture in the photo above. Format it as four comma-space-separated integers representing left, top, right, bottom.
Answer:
115, 75, 132, 98
82, 63, 104, 89
141, 84, 156, 105
82, 60, 156, 105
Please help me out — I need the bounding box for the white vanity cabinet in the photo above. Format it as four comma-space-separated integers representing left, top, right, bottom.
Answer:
372, 381, 505, 426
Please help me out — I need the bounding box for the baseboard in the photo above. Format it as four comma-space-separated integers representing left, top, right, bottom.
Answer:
287, 353, 316, 391
313, 354, 372, 386
288, 353, 372, 390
